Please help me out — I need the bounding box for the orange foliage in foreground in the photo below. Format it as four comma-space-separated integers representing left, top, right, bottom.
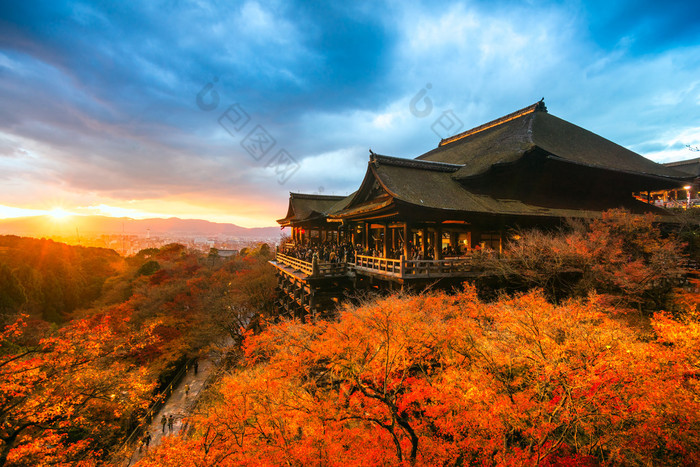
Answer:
138, 287, 700, 466
0, 311, 157, 466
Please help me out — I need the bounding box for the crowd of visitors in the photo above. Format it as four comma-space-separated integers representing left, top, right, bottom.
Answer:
281, 241, 471, 263
283, 241, 359, 263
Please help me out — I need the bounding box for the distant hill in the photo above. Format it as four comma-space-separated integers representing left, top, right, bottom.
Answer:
0, 215, 282, 238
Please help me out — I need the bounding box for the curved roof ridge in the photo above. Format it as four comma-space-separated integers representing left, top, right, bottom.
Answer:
438, 98, 547, 147
289, 192, 346, 200
370, 152, 463, 172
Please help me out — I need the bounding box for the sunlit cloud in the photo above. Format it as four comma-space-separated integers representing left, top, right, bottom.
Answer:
0, 205, 50, 219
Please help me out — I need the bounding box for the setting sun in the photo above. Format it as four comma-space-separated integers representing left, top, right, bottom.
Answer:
49, 207, 73, 220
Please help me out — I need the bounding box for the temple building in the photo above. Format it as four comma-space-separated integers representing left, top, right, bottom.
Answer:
271, 100, 690, 315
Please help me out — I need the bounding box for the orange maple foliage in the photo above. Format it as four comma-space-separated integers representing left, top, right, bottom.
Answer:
0, 310, 157, 466
487, 210, 687, 309
138, 286, 700, 466
0, 240, 277, 465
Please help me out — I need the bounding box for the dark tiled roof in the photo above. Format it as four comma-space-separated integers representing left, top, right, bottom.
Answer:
367, 155, 668, 218
370, 152, 463, 172
277, 192, 346, 225
437, 99, 545, 147
664, 157, 700, 177
326, 192, 356, 215
282, 101, 688, 225
417, 100, 688, 182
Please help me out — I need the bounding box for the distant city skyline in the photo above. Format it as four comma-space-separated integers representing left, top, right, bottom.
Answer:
1, 1, 699, 226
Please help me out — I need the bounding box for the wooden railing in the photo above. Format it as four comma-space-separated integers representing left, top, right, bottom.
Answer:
275, 252, 314, 275
354, 255, 403, 276
317, 262, 348, 276
402, 257, 473, 278
353, 255, 473, 279
276, 250, 474, 279
275, 252, 347, 277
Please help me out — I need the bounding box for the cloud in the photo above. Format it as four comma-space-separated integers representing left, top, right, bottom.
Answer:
0, 0, 699, 226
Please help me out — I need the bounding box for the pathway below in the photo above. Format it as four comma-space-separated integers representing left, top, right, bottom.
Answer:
124, 338, 232, 465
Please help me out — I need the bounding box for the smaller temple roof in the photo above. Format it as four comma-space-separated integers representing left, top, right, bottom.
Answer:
277, 192, 346, 227
664, 157, 700, 177
326, 192, 356, 215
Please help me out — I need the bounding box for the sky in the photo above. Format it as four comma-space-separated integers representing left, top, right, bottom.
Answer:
1, 0, 699, 227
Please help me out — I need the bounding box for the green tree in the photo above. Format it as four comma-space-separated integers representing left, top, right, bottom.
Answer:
0, 264, 26, 320
136, 260, 161, 277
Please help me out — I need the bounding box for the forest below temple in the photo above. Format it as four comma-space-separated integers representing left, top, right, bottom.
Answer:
2, 210, 700, 466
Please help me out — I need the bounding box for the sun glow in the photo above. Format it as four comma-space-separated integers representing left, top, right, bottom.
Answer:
49, 207, 73, 220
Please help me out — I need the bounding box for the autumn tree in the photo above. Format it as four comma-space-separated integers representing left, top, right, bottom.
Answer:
0, 311, 157, 466
484, 210, 687, 309
140, 287, 700, 466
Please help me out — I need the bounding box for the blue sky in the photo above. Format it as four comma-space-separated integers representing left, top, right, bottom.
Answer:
1, 0, 699, 226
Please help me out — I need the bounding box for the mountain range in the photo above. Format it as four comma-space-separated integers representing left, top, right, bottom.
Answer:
0, 215, 283, 238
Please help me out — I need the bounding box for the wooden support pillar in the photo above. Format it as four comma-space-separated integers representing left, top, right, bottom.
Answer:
434, 226, 442, 260
421, 227, 428, 258
403, 223, 410, 258
383, 224, 390, 258
364, 223, 370, 253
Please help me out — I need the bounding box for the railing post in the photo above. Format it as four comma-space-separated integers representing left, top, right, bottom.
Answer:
400, 255, 405, 278
312, 253, 320, 277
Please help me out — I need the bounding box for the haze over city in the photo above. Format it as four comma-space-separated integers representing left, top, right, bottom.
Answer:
1, 0, 699, 227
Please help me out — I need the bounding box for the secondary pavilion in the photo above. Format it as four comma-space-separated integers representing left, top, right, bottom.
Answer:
271, 100, 690, 314
277, 192, 350, 246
